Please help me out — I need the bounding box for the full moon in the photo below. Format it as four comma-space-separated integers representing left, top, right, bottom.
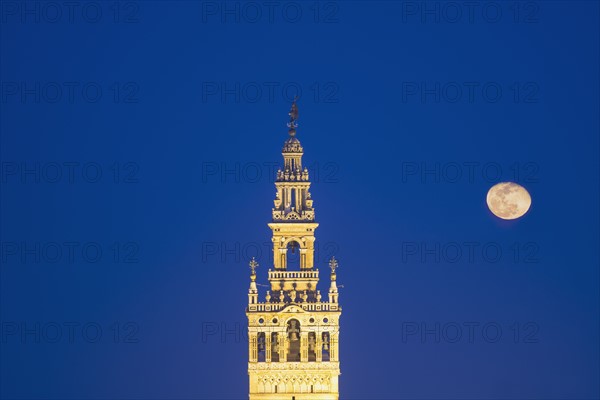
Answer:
486, 182, 531, 220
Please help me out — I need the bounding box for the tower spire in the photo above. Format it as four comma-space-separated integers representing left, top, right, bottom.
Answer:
274, 99, 312, 224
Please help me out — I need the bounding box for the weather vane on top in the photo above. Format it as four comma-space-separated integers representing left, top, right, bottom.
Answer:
287, 96, 299, 136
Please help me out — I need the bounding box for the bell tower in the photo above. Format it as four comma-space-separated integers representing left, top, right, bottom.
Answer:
246, 101, 341, 400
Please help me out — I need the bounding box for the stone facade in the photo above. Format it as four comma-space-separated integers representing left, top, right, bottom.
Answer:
246, 102, 341, 400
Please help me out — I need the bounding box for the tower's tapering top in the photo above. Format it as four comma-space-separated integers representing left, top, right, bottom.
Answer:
273, 99, 313, 222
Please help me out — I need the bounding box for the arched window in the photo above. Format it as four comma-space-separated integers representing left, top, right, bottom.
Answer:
257, 332, 266, 362
308, 332, 317, 361
290, 187, 297, 210
271, 332, 279, 362
287, 319, 301, 361
286, 240, 301, 270
322, 332, 330, 361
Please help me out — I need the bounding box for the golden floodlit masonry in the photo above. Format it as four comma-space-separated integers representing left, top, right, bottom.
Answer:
246, 101, 341, 400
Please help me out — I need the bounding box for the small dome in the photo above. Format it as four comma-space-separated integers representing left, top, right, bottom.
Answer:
282, 137, 303, 153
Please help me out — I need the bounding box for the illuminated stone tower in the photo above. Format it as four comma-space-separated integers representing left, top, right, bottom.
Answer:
246, 101, 341, 400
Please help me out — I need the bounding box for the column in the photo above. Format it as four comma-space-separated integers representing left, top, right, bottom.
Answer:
300, 332, 308, 362
330, 333, 338, 361
285, 187, 291, 208
265, 333, 272, 362
300, 249, 307, 269
316, 333, 322, 362
296, 187, 302, 211
281, 335, 288, 363
280, 249, 286, 269
272, 242, 279, 269
249, 332, 258, 362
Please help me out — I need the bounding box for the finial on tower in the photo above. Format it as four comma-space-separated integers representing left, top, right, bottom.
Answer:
329, 256, 338, 273
249, 257, 258, 275
287, 96, 299, 137
328, 256, 339, 303
248, 257, 259, 300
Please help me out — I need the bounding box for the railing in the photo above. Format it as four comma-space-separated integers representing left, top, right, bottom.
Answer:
268, 270, 319, 280
248, 301, 339, 313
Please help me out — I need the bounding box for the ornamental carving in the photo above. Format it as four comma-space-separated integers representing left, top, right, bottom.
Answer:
282, 138, 303, 153
248, 361, 339, 371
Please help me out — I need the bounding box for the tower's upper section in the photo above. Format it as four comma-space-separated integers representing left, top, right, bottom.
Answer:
272, 100, 315, 222
282, 137, 303, 154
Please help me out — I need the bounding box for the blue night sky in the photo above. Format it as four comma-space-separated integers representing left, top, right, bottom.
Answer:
1, 1, 598, 399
